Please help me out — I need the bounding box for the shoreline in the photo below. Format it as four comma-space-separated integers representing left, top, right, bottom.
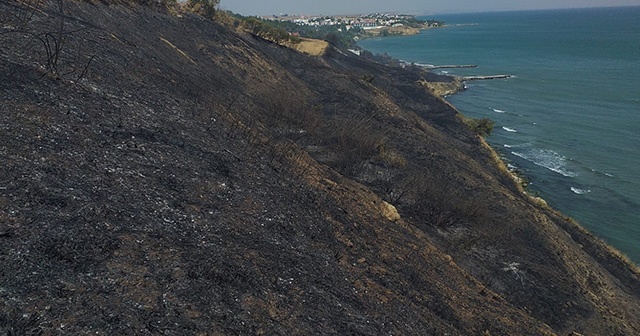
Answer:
417, 56, 640, 270
442, 77, 640, 266
354, 7, 640, 264
354, 41, 534, 194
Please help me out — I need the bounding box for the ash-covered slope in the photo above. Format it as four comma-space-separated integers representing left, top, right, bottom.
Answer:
1, 1, 639, 335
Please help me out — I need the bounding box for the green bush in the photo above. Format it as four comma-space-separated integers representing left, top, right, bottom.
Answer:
461, 116, 494, 136
241, 17, 299, 44
188, 0, 218, 17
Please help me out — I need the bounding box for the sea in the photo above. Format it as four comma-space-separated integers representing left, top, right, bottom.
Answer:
359, 6, 640, 264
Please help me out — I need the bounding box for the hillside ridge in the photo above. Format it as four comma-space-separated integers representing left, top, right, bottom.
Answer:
1, 1, 639, 335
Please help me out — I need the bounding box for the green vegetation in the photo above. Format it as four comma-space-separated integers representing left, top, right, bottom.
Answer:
461, 115, 495, 136
187, 0, 219, 17
360, 74, 375, 83
240, 17, 301, 44
208, 12, 301, 44
259, 20, 362, 48
189, 10, 442, 49
405, 17, 441, 28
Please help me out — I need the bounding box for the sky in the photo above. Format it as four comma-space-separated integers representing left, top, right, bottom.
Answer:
219, 0, 640, 16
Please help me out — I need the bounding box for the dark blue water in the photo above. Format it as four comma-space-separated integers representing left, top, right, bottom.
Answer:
359, 7, 640, 263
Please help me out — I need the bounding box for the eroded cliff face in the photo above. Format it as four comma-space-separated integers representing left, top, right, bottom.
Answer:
1, 1, 639, 335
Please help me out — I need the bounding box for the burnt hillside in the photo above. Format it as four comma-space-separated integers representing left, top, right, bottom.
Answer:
1, 1, 640, 335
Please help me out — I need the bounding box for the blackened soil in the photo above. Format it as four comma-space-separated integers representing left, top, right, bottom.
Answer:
1, 1, 640, 335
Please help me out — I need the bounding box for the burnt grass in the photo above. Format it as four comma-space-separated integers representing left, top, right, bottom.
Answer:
2, 0, 640, 335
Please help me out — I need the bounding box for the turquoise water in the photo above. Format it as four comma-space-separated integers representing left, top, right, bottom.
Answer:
359, 7, 640, 263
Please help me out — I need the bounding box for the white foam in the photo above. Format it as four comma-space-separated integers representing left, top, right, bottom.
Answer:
493, 108, 506, 113
511, 148, 578, 177
502, 127, 518, 133
504, 142, 531, 148
571, 187, 591, 195
591, 168, 615, 178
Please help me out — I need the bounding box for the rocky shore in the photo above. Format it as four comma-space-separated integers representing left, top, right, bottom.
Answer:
418, 73, 512, 97
419, 77, 465, 97
361, 25, 422, 37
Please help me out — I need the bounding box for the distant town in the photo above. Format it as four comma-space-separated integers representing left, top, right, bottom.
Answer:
261, 13, 442, 31
250, 12, 443, 48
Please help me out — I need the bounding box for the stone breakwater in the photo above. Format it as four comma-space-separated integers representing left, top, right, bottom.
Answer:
424, 64, 478, 69
461, 74, 512, 80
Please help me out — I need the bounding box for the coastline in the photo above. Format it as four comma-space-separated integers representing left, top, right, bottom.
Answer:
414, 49, 640, 273
355, 37, 543, 202
356, 10, 640, 265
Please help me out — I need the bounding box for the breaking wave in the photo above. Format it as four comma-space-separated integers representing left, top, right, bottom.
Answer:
571, 187, 591, 195
511, 148, 578, 177
591, 168, 615, 178
504, 143, 531, 148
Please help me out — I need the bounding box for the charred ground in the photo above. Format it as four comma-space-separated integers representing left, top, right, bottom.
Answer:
1, 1, 640, 335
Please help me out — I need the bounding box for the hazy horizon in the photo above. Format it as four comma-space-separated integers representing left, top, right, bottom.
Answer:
219, 0, 640, 16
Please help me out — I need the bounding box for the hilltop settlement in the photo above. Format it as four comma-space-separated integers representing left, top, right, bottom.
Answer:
261, 12, 443, 41
265, 13, 441, 30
